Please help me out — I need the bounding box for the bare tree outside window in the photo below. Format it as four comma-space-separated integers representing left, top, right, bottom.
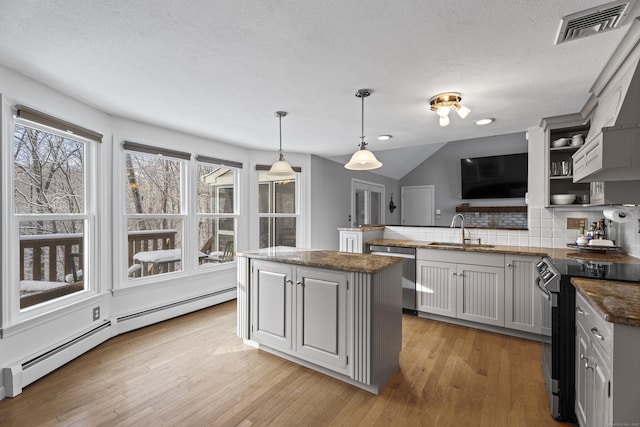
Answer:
14, 124, 87, 308
125, 151, 184, 279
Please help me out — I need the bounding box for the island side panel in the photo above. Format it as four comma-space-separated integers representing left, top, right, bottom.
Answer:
371, 262, 403, 387
237, 255, 250, 340
352, 271, 371, 385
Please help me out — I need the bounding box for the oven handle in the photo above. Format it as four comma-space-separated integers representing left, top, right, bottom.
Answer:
535, 277, 551, 300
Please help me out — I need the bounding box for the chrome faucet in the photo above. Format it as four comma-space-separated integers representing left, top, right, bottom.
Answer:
450, 213, 467, 244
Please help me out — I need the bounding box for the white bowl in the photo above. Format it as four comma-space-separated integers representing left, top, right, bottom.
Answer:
551, 138, 570, 148
550, 194, 576, 205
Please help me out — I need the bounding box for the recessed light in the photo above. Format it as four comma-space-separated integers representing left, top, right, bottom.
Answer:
475, 118, 495, 126
377, 135, 392, 140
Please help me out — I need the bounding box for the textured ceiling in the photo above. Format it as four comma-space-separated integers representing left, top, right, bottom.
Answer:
0, 0, 637, 179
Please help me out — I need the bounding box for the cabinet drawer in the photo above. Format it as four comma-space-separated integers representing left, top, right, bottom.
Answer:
576, 292, 612, 358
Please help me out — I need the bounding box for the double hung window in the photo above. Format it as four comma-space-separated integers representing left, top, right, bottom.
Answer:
257, 167, 299, 248
196, 156, 240, 265
11, 105, 100, 313
123, 142, 187, 280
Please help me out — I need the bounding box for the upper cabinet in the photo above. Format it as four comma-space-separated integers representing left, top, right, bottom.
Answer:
572, 50, 640, 185
544, 118, 591, 207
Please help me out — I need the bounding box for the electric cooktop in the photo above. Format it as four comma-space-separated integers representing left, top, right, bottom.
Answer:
549, 253, 640, 283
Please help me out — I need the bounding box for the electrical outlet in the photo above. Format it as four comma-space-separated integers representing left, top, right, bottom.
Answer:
566, 218, 586, 230
92, 306, 100, 321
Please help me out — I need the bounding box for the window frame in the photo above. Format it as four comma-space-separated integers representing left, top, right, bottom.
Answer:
121, 144, 189, 285
195, 160, 240, 268
4, 113, 98, 325
257, 171, 300, 249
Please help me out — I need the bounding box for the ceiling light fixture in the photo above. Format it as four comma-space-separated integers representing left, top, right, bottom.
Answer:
475, 118, 495, 126
267, 111, 296, 178
429, 92, 471, 127
345, 89, 383, 170
377, 134, 393, 141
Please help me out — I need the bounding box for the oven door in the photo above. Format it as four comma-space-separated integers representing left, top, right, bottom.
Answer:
536, 277, 557, 418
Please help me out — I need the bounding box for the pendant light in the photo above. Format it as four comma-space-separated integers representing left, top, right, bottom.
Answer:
267, 111, 296, 178
345, 89, 383, 170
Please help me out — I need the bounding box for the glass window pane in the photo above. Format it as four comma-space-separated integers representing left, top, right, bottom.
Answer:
259, 217, 271, 249
197, 165, 235, 214
19, 219, 85, 309
274, 181, 296, 214
14, 124, 85, 214
355, 189, 366, 226
275, 217, 296, 247
125, 152, 182, 214
198, 218, 235, 264
258, 183, 270, 214
127, 218, 183, 278
369, 191, 381, 225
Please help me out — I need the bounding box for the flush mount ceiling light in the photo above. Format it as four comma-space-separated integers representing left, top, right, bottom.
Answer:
475, 118, 495, 126
377, 134, 393, 141
429, 92, 471, 127
267, 111, 296, 178
345, 89, 383, 170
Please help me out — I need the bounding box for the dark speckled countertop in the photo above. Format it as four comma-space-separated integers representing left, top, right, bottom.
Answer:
571, 277, 640, 327
237, 247, 402, 274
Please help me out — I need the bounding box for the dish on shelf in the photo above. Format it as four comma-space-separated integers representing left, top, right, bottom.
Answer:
550, 194, 576, 205
551, 138, 570, 148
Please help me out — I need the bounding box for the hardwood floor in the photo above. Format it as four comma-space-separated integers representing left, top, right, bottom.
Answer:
0, 301, 572, 426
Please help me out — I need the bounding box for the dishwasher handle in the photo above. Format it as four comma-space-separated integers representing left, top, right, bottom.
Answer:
370, 251, 415, 259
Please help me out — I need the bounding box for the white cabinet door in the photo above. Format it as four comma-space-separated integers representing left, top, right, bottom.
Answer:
504, 256, 542, 334
456, 264, 505, 327
575, 319, 589, 427
416, 260, 456, 318
251, 260, 294, 351
295, 267, 349, 374
589, 342, 610, 427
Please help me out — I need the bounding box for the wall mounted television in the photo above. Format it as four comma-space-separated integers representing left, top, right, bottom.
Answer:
460, 153, 528, 199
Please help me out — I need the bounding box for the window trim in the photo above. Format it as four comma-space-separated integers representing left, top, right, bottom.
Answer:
6, 113, 98, 325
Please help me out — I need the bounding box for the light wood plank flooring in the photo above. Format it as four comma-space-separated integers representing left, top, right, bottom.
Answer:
0, 301, 572, 426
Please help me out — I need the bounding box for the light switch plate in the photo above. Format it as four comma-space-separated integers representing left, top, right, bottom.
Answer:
566, 218, 586, 230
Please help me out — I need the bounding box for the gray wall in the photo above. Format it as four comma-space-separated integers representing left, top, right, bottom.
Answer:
310, 155, 401, 250
400, 132, 527, 226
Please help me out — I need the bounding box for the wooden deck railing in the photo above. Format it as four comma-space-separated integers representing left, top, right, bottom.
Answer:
20, 229, 178, 283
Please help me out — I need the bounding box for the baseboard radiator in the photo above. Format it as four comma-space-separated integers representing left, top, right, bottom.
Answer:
115, 287, 236, 334
3, 321, 112, 397
2, 287, 236, 398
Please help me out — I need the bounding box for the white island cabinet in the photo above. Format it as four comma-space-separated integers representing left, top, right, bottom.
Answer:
237, 247, 403, 394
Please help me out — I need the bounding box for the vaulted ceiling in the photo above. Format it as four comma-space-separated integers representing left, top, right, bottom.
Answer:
0, 1, 637, 178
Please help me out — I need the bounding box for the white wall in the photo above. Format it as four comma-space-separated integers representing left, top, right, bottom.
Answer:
400, 132, 528, 226
0, 64, 319, 399
310, 155, 401, 250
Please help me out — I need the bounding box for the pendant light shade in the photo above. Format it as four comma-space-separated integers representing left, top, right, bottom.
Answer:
267, 111, 296, 178
345, 89, 382, 171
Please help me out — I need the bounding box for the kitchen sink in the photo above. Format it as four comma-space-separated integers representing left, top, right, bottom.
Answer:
427, 242, 495, 248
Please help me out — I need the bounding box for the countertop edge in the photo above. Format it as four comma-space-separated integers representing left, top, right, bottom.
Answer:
571, 277, 640, 327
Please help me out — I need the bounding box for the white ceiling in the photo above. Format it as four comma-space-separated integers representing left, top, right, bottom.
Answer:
0, 1, 637, 179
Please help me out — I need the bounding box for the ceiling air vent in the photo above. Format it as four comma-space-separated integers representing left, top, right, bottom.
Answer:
555, 0, 636, 44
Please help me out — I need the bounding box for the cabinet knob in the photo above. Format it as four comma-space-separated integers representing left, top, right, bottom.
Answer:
451, 272, 457, 276
576, 306, 585, 315
286, 279, 293, 284
506, 263, 512, 267
296, 280, 303, 286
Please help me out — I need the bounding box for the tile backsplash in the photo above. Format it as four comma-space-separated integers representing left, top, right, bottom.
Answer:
384, 206, 640, 258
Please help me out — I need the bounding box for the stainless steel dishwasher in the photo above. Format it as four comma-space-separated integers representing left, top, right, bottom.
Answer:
368, 244, 416, 315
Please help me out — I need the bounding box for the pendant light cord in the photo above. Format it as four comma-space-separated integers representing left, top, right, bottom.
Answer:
360, 92, 366, 149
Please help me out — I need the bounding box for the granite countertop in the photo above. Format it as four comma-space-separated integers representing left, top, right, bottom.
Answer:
237, 247, 402, 274
366, 239, 640, 264
571, 277, 640, 327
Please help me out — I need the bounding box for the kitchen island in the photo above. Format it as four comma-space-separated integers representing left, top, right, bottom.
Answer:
237, 247, 403, 394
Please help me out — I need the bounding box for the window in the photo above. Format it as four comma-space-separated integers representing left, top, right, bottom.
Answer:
11, 106, 100, 312
258, 170, 298, 248
352, 180, 384, 227
196, 157, 239, 265
124, 142, 188, 280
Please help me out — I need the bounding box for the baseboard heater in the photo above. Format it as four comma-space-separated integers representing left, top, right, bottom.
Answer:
115, 287, 236, 333
3, 321, 112, 397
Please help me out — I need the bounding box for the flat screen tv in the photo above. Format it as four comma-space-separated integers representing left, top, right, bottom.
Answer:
460, 153, 528, 199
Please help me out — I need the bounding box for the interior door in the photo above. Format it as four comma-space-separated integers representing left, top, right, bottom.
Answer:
401, 185, 434, 226
352, 180, 384, 227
